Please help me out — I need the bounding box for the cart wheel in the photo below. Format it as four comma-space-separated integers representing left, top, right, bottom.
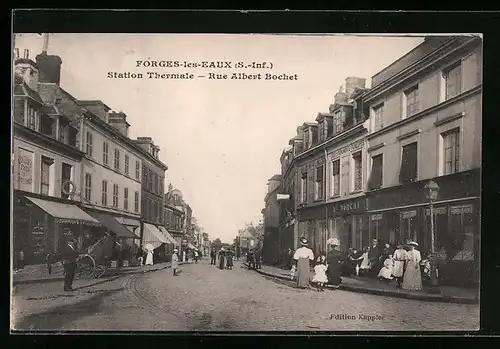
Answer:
93, 265, 107, 278
76, 255, 95, 280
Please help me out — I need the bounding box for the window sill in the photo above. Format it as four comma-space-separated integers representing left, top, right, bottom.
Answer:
329, 195, 341, 199
350, 190, 363, 194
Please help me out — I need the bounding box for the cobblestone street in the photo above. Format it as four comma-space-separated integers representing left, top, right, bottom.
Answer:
12, 260, 479, 331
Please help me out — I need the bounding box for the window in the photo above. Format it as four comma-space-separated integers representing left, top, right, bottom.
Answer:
315, 165, 324, 200
368, 154, 383, 190
124, 187, 129, 210
333, 111, 343, 134
373, 104, 384, 132
84, 173, 92, 201
401, 210, 418, 243
148, 169, 153, 190
101, 180, 108, 206
124, 155, 130, 175
354, 216, 364, 249
154, 174, 159, 193
442, 128, 460, 175
449, 205, 476, 261
444, 61, 462, 100
85, 131, 93, 157
400, 142, 418, 184
135, 161, 140, 180
301, 172, 308, 203
341, 157, 350, 195
403, 85, 419, 118
28, 107, 38, 131
112, 184, 119, 208
331, 159, 340, 197
318, 121, 324, 142
303, 129, 310, 149
102, 142, 109, 166
353, 152, 362, 191
134, 191, 139, 213
40, 156, 53, 195
370, 214, 383, 241
61, 163, 72, 199
114, 149, 120, 171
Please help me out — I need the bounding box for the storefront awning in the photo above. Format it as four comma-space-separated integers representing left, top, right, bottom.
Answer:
86, 211, 139, 239
158, 226, 179, 246
143, 222, 168, 248
26, 197, 100, 226
187, 243, 196, 249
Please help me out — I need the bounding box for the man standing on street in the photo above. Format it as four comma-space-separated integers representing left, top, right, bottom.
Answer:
210, 248, 217, 265
61, 238, 79, 292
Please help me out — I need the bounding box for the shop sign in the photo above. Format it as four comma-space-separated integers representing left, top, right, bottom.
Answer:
371, 213, 383, 221
31, 224, 45, 255
330, 199, 365, 214
331, 139, 364, 159
425, 207, 447, 215
401, 210, 417, 219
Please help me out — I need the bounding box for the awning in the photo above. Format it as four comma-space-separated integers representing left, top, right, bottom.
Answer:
142, 223, 168, 251
26, 197, 100, 226
187, 243, 196, 249
86, 211, 139, 239
158, 226, 179, 246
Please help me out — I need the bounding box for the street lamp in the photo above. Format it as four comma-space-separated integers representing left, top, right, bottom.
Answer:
424, 180, 440, 294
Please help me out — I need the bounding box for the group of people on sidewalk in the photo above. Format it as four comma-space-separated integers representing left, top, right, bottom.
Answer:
210, 247, 235, 270
290, 236, 428, 292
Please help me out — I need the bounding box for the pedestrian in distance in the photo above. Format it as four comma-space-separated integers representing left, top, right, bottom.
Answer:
218, 248, 226, 270
19, 250, 25, 270
210, 248, 217, 265
226, 249, 234, 270
293, 237, 315, 289
172, 248, 180, 276
255, 248, 262, 269
402, 241, 423, 291
392, 243, 408, 288
61, 238, 79, 292
194, 249, 199, 264
247, 249, 256, 270
312, 255, 328, 292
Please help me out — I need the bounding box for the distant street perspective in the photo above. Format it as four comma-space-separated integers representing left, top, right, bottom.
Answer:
12, 258, 479, 331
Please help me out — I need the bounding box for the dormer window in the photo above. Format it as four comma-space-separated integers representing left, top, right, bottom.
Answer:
27, 106, 39, 131
303, 129, 310, 149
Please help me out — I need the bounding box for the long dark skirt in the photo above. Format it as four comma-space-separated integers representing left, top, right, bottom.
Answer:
327, 261, 342, 286
219, 256, 225, 269
226, 256, 233, 268
296, 258, 311, 288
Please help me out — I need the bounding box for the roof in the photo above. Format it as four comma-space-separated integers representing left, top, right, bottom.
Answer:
315, 112, 333, 121
25, 197, 100, 226
13, 83, 44, 104
268, 174, 282, 181
239, 229, 255, 239
78, 100, 112, 110
302, 122, 318, 128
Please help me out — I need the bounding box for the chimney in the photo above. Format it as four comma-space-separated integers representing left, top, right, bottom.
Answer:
135, 136, 154, 153
334, 85, 347, 104
14, 49, 39, 90
35, 52, 62, 85
345, 77, 366, 98
108, 111, 130, 137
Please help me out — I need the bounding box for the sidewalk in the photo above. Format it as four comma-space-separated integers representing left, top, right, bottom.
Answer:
246, 263, 479, 304
12, 261, 177, 286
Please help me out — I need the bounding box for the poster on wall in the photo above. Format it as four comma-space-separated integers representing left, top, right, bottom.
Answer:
31, 223, 45, 257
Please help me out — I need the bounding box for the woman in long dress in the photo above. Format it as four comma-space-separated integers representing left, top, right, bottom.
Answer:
402, 241, 423, 291
326, 238, 343, 288
293, 237, 314, 289
392, 243, 408, 288
218, 248, 226, 270
145, 245, 154, 266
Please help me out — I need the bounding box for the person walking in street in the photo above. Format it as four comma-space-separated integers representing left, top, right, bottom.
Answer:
218, 248, 226, 270
293, 237, 314, 289
392, 243, 408, 288
210, 248, 217, 265
172, 248, 180, 276
255, 248, 262, 269
226, 249, 234, 270
312, 256, 328, 292
326, 238, 343, 289
194, 249, 200, 264
247, 249, 256, 269
402, 241, 423, 291
61, 238, 79, 292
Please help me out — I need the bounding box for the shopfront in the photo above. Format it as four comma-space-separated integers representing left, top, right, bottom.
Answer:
158, 226, 178, 262
13, 192, 102, 265
367, 169, 480, 286
142, 222, 169, 263
326, 197, 368, 254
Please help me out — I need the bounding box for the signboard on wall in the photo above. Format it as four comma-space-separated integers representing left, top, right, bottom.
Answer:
31, 223, 46, 256
18, 148, 33, 191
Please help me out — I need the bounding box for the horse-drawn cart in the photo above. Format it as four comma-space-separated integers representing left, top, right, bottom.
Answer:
75, 235, 115, 279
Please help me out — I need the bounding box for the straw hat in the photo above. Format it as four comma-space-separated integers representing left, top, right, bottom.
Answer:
407, 241, 419, 247
299, 237, 309, 246
327, 237, 340, 246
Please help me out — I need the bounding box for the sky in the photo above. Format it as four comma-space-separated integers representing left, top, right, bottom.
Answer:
14, 33, 424, 244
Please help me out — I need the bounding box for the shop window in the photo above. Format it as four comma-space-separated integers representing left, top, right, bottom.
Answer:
368, 154, 383, 190
370, 214, 383, 241
424, 206, 448, 257
315, 165, 324, 200
449, 205, 475, 261
401, 210, 418, 243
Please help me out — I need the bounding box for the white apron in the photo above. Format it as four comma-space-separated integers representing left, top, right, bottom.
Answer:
145, 251, 154, 265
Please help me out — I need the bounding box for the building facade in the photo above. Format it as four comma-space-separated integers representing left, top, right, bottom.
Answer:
363, 36, 482, 286
262, 174, 282, 264
164, 186, 186, 246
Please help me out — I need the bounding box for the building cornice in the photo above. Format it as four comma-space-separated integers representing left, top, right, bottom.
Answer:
13, 122, 85, 161
367, 85, 481, 140
364, 37, 481, 103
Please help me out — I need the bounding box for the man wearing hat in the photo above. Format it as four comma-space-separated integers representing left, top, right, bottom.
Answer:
172, 248, 180, 276
61, 237, 79, 292
293, 237, 315, 289
368, 238, 383, 278
326, 238, 343, 288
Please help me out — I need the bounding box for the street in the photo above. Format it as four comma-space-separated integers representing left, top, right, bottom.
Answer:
11, 259, 479, 331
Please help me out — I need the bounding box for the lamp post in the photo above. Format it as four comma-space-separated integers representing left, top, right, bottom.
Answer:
424, 180, 440, 293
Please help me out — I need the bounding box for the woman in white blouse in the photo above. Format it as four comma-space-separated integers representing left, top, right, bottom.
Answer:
293, 237, 315, 289
402, 241, 423, 291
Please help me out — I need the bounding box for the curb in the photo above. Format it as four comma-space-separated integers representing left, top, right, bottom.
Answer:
12, 262, 182, 286
245, 264, 478, 305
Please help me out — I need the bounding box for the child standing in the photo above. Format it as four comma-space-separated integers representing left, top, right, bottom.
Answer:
312, 258, 328, 292
172, 248, 180, 276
